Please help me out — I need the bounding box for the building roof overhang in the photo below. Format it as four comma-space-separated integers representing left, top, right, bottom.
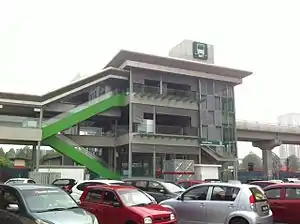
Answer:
0, 67, 129, 106
105, 50, 252, 79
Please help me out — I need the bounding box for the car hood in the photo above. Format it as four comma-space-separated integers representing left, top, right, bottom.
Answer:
33, 208, 95, 224
128, 204, 172, 217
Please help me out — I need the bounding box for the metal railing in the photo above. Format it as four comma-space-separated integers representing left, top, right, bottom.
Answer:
133, 83, 198, 101
58, 134, 113, 170
132, 123, 198, 136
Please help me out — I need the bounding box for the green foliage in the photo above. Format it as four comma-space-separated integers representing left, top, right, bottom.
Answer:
5, 148, 16, 159
286, 154, 299, 171
241, 152, 262, 170
0, 156, 11, 167
0, 148, 5, 157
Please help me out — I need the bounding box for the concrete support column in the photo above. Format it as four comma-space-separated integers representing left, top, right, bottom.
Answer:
153, 106, 156, 134
128, 69, 133, 178
252, 140, 282, 180
32, 144, 36, 170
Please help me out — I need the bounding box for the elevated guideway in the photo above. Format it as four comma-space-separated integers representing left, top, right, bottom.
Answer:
42, 90, 127, 179
236, 120, 300, 144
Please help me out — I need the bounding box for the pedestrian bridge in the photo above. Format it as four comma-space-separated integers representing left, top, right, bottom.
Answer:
236, 120, 300, 144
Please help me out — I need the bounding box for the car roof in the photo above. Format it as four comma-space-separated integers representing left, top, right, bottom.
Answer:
77, 179, 124, 184
1, 184, 59, 191
264, 183, 300, 189
178, 180, 204, 183
6, 178, 31, 181
123, 178, 166, 183
87, 184, 136, 191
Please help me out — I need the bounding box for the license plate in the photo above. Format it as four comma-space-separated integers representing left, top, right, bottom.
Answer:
261, 205, 269, 211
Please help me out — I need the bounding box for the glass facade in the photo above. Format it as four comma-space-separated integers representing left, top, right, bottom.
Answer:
199, 79, 237, 157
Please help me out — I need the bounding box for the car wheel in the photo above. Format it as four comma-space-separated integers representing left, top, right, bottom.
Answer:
229, 217, 249, 224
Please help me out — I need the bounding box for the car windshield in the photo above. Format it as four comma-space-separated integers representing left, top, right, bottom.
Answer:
118, 189, 153, 207
6, 180, 25, 184
161, 182, 184, 193
22, 188, 78, 213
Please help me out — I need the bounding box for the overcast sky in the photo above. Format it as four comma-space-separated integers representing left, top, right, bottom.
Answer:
0, 0, 299, 157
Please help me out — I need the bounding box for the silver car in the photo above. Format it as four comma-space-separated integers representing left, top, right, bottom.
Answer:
160, 182, 273, 224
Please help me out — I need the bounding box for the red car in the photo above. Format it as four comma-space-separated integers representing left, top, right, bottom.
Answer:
264, 183, 300, 224
80, 185, 177, 224
249, 180, 281, 189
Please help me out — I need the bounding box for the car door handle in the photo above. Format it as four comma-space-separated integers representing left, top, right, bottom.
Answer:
199, 203, 206, 207
228, 204, 236, 208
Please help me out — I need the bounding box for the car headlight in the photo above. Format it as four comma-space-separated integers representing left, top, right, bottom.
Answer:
35, 219, 50, 224
170, 213, 175, 220
144, 217, 152, 224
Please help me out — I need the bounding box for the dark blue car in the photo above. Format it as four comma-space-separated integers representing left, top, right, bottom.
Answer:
0, 184, 98, 224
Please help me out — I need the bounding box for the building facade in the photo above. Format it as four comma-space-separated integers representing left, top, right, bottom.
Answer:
278, 113, 300, 158
0, 40, 251, 179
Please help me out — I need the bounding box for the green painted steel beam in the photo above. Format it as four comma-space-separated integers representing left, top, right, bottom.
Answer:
43, 135, 120, 180
42, 94, 126, 140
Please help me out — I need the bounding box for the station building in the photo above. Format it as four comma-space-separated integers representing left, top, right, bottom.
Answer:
0, 40, 251, 179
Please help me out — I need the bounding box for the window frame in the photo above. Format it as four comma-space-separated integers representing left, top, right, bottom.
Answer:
209, 185, 240, 202
182, 185, 209, 201
284, 187, 300, 200
103, 190, 119, 205
148, 181, 165, 193
84, 189, 103, 204
265, 188, 282, 200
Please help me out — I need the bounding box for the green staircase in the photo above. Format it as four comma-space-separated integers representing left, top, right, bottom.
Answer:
42, 92, 126, 179
43, 135, 120, 180
42, 93, 126, 140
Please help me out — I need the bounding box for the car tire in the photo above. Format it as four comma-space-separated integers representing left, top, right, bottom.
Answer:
229, 217, 249, 224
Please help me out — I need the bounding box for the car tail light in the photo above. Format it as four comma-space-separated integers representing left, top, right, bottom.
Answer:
249, 195, 256, 211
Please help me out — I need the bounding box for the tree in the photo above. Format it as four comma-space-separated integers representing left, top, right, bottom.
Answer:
241, 152, 262, 171
272, 152, 281, 178
5, 148, 16, 159
0, 157, 10, 167
286, 154, 299, 171
0, 148, 4, 157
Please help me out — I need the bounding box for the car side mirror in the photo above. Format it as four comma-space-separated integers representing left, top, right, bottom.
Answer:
112, 202, 121, 208
6, 204, 19, 212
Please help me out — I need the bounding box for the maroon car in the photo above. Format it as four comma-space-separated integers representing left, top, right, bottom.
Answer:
249, 180, 282, 189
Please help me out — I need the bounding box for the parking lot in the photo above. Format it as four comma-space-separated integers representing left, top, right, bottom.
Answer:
4, 177, 299, 224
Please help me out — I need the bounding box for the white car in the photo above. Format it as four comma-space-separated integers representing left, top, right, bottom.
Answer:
70, 179, 129, 202
4, 178, 36, 185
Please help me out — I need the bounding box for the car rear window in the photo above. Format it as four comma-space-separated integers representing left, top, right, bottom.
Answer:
249, 187, 267, 202
53, 179, 71, 185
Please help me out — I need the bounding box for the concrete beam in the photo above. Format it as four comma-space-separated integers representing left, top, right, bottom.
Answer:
252, 140, 282, 150
252, 140, 282, 180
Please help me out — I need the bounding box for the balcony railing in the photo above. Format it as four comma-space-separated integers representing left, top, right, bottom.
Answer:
133, 124, 198, 136
133, 83, 198, 101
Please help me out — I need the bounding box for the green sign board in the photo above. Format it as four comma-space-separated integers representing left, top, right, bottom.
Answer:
201, 140, 223, 146
192, 41, 208, 60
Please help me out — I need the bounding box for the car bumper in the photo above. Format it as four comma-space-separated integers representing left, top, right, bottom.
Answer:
253, 213, 273, 224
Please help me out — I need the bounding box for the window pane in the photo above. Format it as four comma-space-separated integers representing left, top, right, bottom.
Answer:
214, 96, 221, 110
265, 188, 281, 200
286, 188, 300, 199
211, 186, 240, 201
183, 186, 209, 200
103, 191, 118, 203
249, 187, 267, 202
